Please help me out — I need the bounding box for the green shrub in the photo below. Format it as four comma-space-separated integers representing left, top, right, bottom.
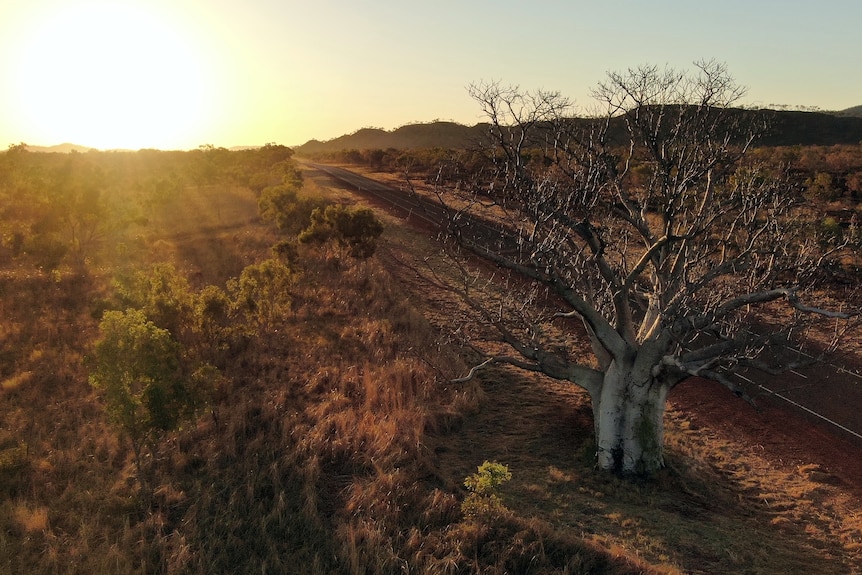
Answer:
299, 204, 384, 259
230, 258, 292, 326
461, 460, 512, 520
88, 309, 207, 484
112, 263, 195, 338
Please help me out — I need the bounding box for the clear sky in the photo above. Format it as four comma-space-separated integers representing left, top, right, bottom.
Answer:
1, 0, 860, 150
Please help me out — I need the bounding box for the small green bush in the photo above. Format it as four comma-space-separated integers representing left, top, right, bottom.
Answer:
461, 460, 512, 520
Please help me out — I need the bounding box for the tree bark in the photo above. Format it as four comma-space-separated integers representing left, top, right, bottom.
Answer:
592, 358, 668, 475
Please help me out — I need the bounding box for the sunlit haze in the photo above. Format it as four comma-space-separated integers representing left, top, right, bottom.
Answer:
1, 0, 860, 150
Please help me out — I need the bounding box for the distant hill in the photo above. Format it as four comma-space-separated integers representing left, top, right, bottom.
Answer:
296, 109, 862, 154
758, 109, 862, 146
836, 105, 862, 118
296, 122, 490, 155
21, 143, 98, 153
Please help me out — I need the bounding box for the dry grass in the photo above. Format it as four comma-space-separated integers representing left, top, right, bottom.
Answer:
2, 157, 861, 574
355, 166, 862, 574
13, 504, 49, 533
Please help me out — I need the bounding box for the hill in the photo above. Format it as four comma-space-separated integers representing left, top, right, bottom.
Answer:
837, 105, 862, 118
295, 109, 862, 154
20, 142, 98, 153
296, 122, 489, 154
759, 109, 862, 146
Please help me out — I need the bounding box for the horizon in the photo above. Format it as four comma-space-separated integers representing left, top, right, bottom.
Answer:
2, 1, 861, 151
15, 103, 862, 153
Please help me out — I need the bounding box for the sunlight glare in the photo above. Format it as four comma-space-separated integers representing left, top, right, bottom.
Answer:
11, 2, 214, 150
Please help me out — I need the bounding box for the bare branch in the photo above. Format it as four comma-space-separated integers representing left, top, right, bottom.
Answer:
696, 369, 754, 404
785, 290, 857, 319
451, 357, 497, 383
453, 353, 604, 397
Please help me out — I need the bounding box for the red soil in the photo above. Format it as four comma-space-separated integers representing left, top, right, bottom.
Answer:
671, 377, 862, 498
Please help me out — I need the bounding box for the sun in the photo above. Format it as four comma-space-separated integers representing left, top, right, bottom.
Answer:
9, 2, 215, 150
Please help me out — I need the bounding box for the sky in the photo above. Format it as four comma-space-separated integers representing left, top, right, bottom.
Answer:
1, 0, 860, 150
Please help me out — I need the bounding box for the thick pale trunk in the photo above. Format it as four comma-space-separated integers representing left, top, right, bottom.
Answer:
592, 359, 668, 475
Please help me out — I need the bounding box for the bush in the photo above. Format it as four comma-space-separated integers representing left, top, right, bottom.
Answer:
461, 460, 512, 520
299, 204, 384, 259
112, 263, 195, 339
258, 179, 324, 235
88, 309, 207, 484
229, 258, 293, 326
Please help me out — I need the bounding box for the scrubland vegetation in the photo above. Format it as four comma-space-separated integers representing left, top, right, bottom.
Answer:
0, 144, 646, 574
310, 140, 862, 274
1, 142, 861, 573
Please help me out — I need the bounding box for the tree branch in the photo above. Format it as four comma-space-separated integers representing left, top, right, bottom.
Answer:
453, 353, 604, 397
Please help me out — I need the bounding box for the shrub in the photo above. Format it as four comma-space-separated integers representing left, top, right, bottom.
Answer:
88, 309, 207, 484
258, 179, 324, 235
112, 263, 195, 339
461, 460, 512, 520
299, 204, 384, 259
230, 258, 293, 326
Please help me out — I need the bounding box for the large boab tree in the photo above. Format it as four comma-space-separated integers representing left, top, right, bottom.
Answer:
441, 62, 856, 476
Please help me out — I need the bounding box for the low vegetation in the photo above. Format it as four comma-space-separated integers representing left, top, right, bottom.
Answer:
1, 142, 861, 573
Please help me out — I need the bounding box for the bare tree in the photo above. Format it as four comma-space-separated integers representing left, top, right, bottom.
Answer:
441, 62, 856, 475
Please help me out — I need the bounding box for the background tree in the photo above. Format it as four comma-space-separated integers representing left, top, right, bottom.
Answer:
52, 156, 109, 266
806, 171, 839, 200
445, 62, 856, 475
236, 142, 296, 192
194, 283, 239, 361
257, 165, 325, 235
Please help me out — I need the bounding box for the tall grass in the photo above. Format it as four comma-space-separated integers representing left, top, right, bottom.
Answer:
5, 153, 858, 573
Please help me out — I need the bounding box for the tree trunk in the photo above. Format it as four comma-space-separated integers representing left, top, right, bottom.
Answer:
591, 359, 668, 475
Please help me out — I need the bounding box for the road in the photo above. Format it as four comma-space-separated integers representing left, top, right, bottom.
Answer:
301, 161, 862, 446
303, 162, 521, 256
